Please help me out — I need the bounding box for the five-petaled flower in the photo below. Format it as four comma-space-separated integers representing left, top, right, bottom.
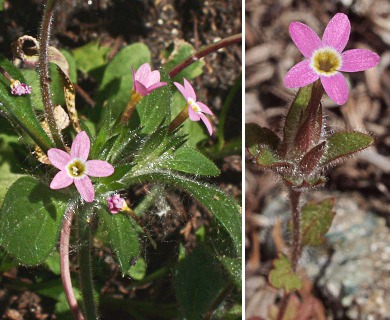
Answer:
174, 78, 213, 135
48, 131, 114, 202
132, 63, 167, 96
107, 194, 125, 214
284, 13, 380, 105
10, 80, 31, 96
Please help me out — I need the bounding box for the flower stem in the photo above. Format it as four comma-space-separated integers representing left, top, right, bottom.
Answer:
76, 211, 98, 320
289, 188, 302, 271
168, 106, 189, 133
38, 0, 65, 149
168, 33, 242, 78
120, 90, 142, 124
60, 207, 85, 320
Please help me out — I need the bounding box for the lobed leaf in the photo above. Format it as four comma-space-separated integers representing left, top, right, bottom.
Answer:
301, 198, 335, 246
0, 177, 67, 265
269, 255, 302, 293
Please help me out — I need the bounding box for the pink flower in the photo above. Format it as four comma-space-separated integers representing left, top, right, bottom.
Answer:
284, 13, 380, 105
10, 80, 31, 96
174, 78, 213, 135
48, 131, 114, 203
132, 63, 167, 96
107, 194, 125, 214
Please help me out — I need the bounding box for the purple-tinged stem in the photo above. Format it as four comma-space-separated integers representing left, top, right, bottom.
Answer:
290, 188, 302, 271
168, 33, 242, 79
38, 0, 65, 149
168, 106, 188, 133
60, 207, 85, 320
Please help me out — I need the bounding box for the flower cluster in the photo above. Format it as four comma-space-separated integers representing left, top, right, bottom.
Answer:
284, 13, 380, 105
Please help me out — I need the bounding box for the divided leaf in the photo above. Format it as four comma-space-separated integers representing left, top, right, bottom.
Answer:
322, 131, 374, 166
0, 177, 67, 265
269, 255, 302, 293
301, 198, 335, 246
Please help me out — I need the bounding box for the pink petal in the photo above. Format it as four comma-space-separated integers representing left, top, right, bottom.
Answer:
322, 13, 350, 52
86, 160, 115, 177
134, 81, 149, 96
174, 82, 188, 100
340, 49, 380, 72
48, 148, 71, 170
183, 78, 197, 100
289, 22, 322, 58
50, 170, 73, 189
71, 131, 90, 161
147, 82, 167, 93
135, 63, 151, 82
146, 70, 161, 87
320, 73, 349, 105
284, 60, 319, 88
197, 102, 213, 115
188, 107, 200, 121
199, 113, 213, 136
74, 176, 95, 202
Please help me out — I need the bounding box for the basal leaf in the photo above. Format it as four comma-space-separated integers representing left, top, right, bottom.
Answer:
0, 176, 67, 265
269, 255, 302, 293
73, 41, 112, 76
322, 131, 374, 166
0, 55, 53, 152
165, 146, 220, 176
175, 246, 227, 320
99, 206, 140, 276
301, 198, 335, 246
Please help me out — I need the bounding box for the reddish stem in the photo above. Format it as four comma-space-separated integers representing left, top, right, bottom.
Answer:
168, 33, 242, 78
60, 207, 85, 320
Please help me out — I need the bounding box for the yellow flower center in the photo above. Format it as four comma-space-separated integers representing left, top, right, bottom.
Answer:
187, 98, 201, 113
311, 47, 342, 76
67, 159, 87, 178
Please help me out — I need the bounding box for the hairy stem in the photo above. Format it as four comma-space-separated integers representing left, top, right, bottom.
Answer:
168, 33, 242, 78
77, 212, 98, 320
290, 188, 302, 271
60, 207, 85, 320
38, 0, 65, 149
168, 106, 188, 133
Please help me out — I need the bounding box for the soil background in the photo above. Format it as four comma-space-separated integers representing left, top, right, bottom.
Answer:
0, 0, 242, 319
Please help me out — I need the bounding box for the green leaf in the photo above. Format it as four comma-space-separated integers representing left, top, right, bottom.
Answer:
45, 251, 61, 275
128, 257, 146, 280
0, 126, 25, 205
165, 147, 220, 176
269, 255, 302, 293
163, 40, 204, 81
0, 55, 53, 152
99, 206, 140, 276
60, 49, 78, 83
0, 0, 4, 11
245, 123, 280, 152
218, 256, 241, 288
301, 198, 335, 246
0, 177, 67, 265
252, 146, 292, 170
175, 246, 228, 320
122, 172, 241, 255
322, 131, 374, 166
73, 41, 112, 76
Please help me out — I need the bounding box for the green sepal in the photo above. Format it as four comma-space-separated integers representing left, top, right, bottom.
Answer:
321, 131, 374, 166
269, 255, 302, 293
301, 198, 335, 246
0, 176, 67, 265
0, 55, 53, 152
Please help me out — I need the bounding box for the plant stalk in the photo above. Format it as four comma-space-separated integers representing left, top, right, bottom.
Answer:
168, 33, 242, 78
168, 106, 188, 133
290, 188, 302, 271
77, 211, 98, 320
60, 207, 85, 320
38, 0, 65, 149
